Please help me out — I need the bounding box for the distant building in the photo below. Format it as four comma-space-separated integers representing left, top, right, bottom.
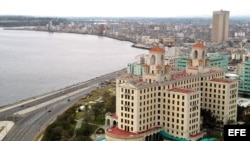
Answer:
207, 53, 228, 71
48, 20, 53, 32
211, 10, 230, 43
237, 53, 250, 95
98, 24, 105, 34
177, 53, 228, 71
164, 46, 181, 68
177, 55, 189, 70
127, 63, 144, 76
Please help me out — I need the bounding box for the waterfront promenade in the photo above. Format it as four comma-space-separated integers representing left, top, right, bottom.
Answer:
0, 68, 126, 141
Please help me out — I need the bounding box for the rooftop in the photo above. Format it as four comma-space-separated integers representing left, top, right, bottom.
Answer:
169, 88, 196, 94
171, 70, 188, 80
111, 113, 118, 119
192, 42, 205, 48
156, 65, 162, 69
150, 46, 165, 53
210, 78, 234, 83
106, 126, 162, 137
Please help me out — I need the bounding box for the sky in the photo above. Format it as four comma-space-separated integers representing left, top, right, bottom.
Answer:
0, 0, 250, 18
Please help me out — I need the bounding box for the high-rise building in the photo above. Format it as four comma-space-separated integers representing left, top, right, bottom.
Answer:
105, 43, 238, 141
211, 10, 230, 43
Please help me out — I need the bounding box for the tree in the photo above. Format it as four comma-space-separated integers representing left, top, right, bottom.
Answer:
201, 109, 217, 128
237, 105, 246, 121
42, 123, 62, 141
244, 115, 250, 125
104, 95, 116, 113
91, 102, 104, 120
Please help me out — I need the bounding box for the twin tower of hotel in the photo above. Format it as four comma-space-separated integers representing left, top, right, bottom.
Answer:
105, 42, 238, 141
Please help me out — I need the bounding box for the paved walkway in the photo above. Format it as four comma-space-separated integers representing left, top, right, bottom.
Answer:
73, 118, 84, 137
0, 121, 14, 141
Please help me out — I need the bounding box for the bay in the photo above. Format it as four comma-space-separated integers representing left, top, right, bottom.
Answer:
0, 29, 147, 107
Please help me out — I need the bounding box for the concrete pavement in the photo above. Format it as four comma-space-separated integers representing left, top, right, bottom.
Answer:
0, 121, 14, 141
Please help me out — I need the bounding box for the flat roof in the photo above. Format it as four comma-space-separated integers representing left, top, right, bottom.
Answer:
106, 127, 162, 137
210, 78, 234, 83
169, 88, 196, 94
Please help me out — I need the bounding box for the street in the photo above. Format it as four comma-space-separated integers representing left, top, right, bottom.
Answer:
0, 68, 125, 141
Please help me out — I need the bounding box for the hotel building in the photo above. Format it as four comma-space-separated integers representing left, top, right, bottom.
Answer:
105, 43, 238, 141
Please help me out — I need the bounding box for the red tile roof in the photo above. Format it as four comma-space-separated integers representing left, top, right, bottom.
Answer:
150, 46, 165, 52
192, 42, 205, 48
165, 64, 171, 67
111, 113, 118, 118
171, 71, 188, 80
106, 126, 162, 137
156, 65, 162, 69
190, 132, 203, 137
169, 88, 196, 94
107, 127, 136, 137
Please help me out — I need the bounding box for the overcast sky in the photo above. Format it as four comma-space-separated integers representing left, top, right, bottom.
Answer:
0, 0, 249, 17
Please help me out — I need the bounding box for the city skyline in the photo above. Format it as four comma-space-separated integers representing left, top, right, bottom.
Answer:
1, 0, 250, 18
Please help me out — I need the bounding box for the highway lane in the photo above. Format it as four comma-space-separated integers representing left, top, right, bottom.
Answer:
0, 68, 125, 118
2, 85, 94, 141
0, 68, 125, 141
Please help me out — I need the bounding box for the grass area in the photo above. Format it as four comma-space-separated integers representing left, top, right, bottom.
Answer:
78, 85, 115, 104
89, 113, 106, 125
76, 111, 84, 119
109, 88, 116, 95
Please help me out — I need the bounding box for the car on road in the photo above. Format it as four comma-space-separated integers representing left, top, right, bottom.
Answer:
48, 109, 52, 112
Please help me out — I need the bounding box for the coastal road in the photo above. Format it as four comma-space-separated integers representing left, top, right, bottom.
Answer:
0, 68, 125, 141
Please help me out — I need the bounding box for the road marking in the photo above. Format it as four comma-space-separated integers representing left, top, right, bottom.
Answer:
13, 86, 95, 116
0, 82, 88, 113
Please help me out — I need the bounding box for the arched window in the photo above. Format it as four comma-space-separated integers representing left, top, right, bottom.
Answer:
140, 57, 145, 64
150, 55, 156, 65
161, 55, 164, 65
202, 50, 205, 58
194, 50, 198, 59
106, 119, 111, 126
113, 120, 117, 127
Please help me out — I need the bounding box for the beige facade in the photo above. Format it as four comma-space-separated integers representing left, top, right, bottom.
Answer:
212, 10, 230, 44
106, 43, 238, 141
202, 79, 238, 124
164, 88, 200, 139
